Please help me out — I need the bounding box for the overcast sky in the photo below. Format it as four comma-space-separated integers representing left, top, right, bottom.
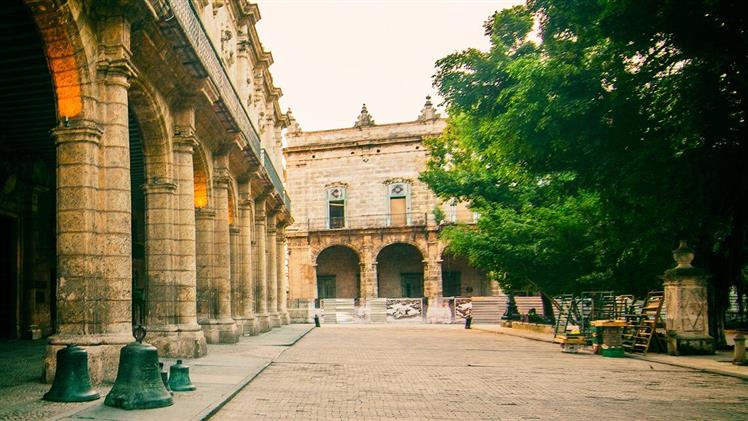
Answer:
255, 0, 524, 131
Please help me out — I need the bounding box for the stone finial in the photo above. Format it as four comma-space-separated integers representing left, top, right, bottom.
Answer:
354, 103, 375, 128
672, 240, 695, 268
418, 95, 439, 121
286, 108, 301, 135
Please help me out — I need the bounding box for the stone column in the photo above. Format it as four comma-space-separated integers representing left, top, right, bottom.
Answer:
45, 14, 137, 384
229, 225, 241, 327
276, 226, 290, 324
234, 182, 256, 334
253, 194, 270, 332
160, 131, 207, 357
195, 209, 215, 324
423, 232, 443, 299
266, 210, 281, 328
200, 172, 239, 343
46, 121, 132, 384
360, 238, 378, 298
664, 241, 714, 355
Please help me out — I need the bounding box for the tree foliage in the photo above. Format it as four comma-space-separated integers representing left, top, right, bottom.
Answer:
422, 1, 747, 337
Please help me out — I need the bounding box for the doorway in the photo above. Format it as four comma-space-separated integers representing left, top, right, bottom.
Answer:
0, 216, 19, 338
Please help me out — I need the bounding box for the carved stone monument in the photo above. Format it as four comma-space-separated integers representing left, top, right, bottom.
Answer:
663, 241, 714, 355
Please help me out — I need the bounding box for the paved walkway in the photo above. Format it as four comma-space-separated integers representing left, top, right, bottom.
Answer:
473, 324, 748, 380
213, 325, 748, 421
0, 325, 312, 421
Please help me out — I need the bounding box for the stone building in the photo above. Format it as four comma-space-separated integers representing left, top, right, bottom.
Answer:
284, 99, 499, 321
0, 0, 291, 384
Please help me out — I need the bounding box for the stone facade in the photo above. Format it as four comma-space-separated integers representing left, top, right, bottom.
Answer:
284, 100, 497, 321
0, 0, 291, 384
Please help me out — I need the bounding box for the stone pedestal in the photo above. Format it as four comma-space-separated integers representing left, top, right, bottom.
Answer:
663, 241, 714, 355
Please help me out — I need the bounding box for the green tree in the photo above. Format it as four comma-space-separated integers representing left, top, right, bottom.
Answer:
422, 1, 747, 343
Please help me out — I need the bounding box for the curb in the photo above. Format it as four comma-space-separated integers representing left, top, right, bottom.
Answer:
627, 354, 748, 381
474, 326, 748, 381
198, 325, 315, 420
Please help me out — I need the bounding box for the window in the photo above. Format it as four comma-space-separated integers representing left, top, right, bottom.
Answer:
448, 199, 457, 223
327, 187, 346, 229
387, 183, 410, 226
400, 273, 423, 298
317, 275, 336, 299
442, 271, 461, 297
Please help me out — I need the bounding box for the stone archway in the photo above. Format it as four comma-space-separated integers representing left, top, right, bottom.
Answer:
440, 250, 489, 297
376, 243, 425, 298
316, 245, 362, 299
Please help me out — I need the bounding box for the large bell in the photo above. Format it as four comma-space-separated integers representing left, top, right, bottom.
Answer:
43, 344, 100, 402
104, 327, 173, 410
168, 359, 196, 392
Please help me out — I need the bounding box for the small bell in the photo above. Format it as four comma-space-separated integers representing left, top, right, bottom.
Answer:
104, 326, 173, 410
43, 344, 100, 402
159, 362, 172, 393
168, 359, 196, 392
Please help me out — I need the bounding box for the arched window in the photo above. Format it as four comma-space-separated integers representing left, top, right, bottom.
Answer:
387, 182, 411, 226
327, 186, 346, 229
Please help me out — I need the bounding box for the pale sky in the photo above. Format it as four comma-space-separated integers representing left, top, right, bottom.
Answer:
255, 0, 524, 131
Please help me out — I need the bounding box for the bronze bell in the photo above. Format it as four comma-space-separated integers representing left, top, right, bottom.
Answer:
104, 326, 173, 410
168, 359, 196, 392
43, 344, 100, 402
159, 362, 172, 393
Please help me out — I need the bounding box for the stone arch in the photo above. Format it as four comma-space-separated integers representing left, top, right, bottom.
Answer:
192, 143, 212, 209
311, 242, 363, 265
24, 0, 95, 120
372, 239, 427, 264
375, 242, 426, 298
315, 245, 362, 299
128, 78, 173, 182
440, 247, 489, 297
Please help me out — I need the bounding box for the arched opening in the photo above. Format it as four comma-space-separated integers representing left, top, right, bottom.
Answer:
193, 153, 209, 209
0, 0, 58, 339
316, 246, 360, 299
129, 109, 147, 325
376, 243, 424, 298
441, 250, 488, 297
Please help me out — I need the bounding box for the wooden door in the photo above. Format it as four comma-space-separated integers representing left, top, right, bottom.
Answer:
390, 197, 406, 226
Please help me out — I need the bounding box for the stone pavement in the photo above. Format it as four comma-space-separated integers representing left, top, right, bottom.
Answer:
0, 325, 312, 421
213, 324, 748, 421
473, 324, 748, 380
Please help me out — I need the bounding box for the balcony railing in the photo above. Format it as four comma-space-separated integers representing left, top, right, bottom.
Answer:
151, 1, 290, 211
261, 148, 291, 212
307, 212, 428, 231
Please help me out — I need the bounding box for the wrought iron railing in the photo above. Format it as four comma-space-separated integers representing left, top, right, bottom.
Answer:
307, 212, 429, 231
262, 149, 290, 211
151, 0, 291, 211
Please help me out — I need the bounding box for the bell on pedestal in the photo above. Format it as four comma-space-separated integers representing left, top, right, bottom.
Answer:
104, 326, 173, 410
168, 359, 196, 391
43, 344, 100, 402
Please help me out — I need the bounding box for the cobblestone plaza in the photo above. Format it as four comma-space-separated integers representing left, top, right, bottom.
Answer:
214, 326, 748, 421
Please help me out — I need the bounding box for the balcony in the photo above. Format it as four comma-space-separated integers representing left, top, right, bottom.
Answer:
150, 0, 290, 210
307, 212, 429, 231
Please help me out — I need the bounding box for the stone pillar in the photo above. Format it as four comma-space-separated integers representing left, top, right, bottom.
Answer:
44, 14, 134, 384
664, 241, 714, 355
266, 211, 281, 328
200, 171, 239, 343
229, 225, 241, 326
360, 235, 378, 298
424, 232, 443, 299
234, 182, 256, 334
277, 226, 290, 325
46, 121, 131, 384
195, 209, 215, 325
157, 131, 207, 357
253, 194, 270, 332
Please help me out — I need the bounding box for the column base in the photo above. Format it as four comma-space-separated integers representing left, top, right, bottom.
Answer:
146, 325, 208, 358
234, 317, 259, 336
269, 312, 281, 328
256, 314, 271, 333
200, 319, 239, 344
43, 333, 132, 384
